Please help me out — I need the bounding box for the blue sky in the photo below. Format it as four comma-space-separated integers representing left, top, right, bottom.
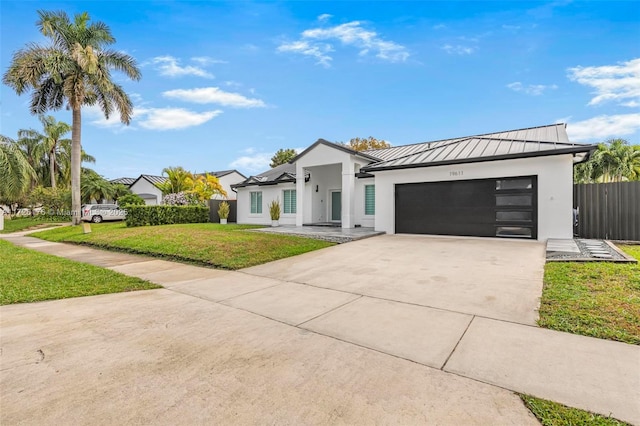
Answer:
1, 1, 639, 179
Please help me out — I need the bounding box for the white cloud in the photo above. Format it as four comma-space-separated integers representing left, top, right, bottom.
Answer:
565, 113, 640, 141
318, 14, 332, 22
229, 152, 272, 172
567, 58, 640, 106
162, 87, 266, 108
191, 56, 227, 65
507, 81, 558, 96
152, 56, 214, 78
277, 40, 333, 67
441, 44, 475, 55
278, 20, 409, 67
136, 107, 222, 130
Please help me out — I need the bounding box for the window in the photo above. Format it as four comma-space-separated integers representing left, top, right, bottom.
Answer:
283, 189, 296, 214
250, 191, 262, 214
364, 185, 375, 215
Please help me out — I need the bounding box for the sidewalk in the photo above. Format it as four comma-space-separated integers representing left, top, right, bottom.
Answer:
2, 231, 639, 424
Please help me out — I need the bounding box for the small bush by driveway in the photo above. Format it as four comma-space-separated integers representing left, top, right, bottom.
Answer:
539, 245, 640, 345
31, 223, 334, 270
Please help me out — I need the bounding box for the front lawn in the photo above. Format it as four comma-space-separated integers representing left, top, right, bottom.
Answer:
539, 245, 640, 345
31, 222, 334, 270
0, 240, 159, 305
521, 395, 629, 426
1, 216, 66, 233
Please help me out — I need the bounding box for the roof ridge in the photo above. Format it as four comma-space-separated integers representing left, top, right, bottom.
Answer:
366, 123, 567, 153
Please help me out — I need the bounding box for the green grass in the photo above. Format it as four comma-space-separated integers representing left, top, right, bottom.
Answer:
0, 216, 66, 233
540, 245, 640, 345
31, 222, 335, 270
0, 240, 160, 305
521, 395, 629, 426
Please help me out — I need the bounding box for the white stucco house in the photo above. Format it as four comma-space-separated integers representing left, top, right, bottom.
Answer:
232, 124, 595, 241
116, 170, 245, 205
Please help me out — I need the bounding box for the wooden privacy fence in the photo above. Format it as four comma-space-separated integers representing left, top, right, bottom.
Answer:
208, 199, 237, 223
574, 182, 640, 241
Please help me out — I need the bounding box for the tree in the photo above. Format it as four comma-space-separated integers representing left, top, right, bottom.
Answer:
81, 169, 115, 203
110, 183, 131, 201
0, 136, 36, 210
345, 137, 391, 151
189, 173, 227, 202
270, 148, 297, 168
117, 193, 144, 206
18, 115, 71, 188
3, 10, 141, 225
156, 166, 194, 195
574, 138, 640, 183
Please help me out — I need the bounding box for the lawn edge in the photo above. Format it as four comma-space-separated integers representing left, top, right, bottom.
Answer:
519, 394, 630, 426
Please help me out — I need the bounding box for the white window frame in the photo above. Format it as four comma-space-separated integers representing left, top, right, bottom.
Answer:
283, 189, 296, 215
250, 191, 262, 214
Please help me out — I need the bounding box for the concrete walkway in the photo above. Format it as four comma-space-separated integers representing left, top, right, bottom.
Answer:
2, 232, 639, 424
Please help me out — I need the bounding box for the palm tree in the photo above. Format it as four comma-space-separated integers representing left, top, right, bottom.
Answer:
17, 116, 71, 188
590, 139, 640, 182
3, 10, 141, 224
81, 169, 115, 203
0, 136, 36, 208
157, 167, 194, 195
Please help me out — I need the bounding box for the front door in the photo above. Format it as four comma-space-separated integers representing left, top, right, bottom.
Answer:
330, 191, 341, 222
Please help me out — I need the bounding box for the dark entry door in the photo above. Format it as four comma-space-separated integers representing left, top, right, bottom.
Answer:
395, 176, 537, 239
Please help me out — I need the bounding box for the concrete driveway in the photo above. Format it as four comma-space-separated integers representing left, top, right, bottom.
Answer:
3, 234, 638, 424
1, 290, 537, 425
243, 234, 547, 325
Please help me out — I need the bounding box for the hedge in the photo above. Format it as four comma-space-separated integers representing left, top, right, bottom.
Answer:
125, 205, 209, 227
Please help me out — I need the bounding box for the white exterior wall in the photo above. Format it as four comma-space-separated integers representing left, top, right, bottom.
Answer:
130, 179, 163, 205
354, 177, 375, 228
214, 172, 245, 200
372, 154, 574, 241
236, 182, 298, 225
306, 164, 341, 223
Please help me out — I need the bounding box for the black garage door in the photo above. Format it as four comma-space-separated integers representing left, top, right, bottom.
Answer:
395, 176, 537, 239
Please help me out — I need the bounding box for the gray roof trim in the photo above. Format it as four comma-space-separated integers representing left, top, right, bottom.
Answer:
231, 177, 299, 189
289, 139, 381, 163
204, 169, 247, 179
362, 145, 596, 172
109, 177, 136, 186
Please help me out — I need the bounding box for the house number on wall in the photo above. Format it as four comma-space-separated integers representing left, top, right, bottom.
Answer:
449, 170, 464, 176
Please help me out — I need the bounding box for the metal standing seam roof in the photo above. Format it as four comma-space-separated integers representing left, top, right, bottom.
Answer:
233, 123, 595, 185
362, 123, 594, 172
138, 174, 167, 185
109, 177, 136, 186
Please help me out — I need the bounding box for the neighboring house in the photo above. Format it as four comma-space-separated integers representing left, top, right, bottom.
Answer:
124, 170, 245, 205
128, 174, 165, 205
206, 170, 246, 200
232, 123, 596, 241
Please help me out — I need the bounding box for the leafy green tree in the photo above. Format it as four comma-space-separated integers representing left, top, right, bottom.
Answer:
345, 137, 391, 151
156, 166, 194, 195
117, 193, 144, 206
0, 136, 36, 210
574, 139, 640, 183
81, 169, 115, 203
3, 10, 141, 224
270, 148, 297, 168
189, 173, 227, 202
110, 183, 131, 201
27, 186, 71, 217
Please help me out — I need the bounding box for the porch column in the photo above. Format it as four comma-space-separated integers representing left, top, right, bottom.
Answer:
295, 165, 305, 226
341, 160, 355, 228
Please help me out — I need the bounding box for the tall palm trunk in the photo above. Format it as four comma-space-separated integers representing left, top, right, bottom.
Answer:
71, 107, 82, 225
49, 148, 57, 189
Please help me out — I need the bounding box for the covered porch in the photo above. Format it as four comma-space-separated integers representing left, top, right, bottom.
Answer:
250, 225, 384, 244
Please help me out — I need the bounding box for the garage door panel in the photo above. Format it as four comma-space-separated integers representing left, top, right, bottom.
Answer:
395, 177, 537, 239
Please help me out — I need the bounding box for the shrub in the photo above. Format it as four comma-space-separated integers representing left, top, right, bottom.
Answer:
125, 205, 209, 227
117, 193, 145, 206
162, 191, 199, 206
269, 199, 281, 220
217, 201, 230, 219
